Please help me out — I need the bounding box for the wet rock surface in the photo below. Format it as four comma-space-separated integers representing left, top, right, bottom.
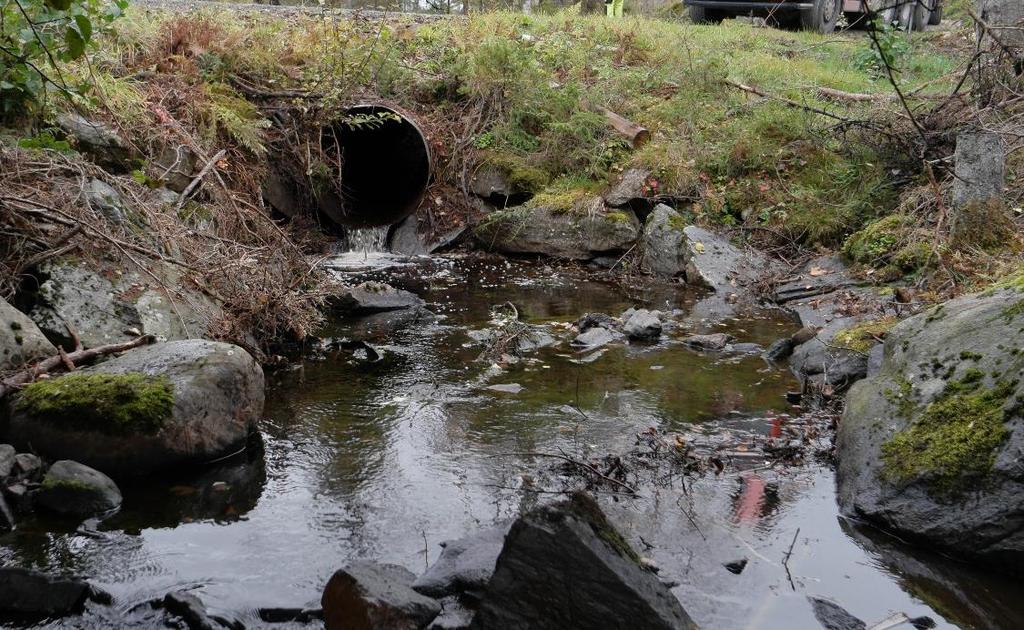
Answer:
412, 522, 511, 598
322, 561, 442, 630
683, 333, 733, 351
35, 460, 123, 516
332, 281, 426, 314
6, 340, 264, 476
0, 567, 111, 618
621, 308, 662, 341
1, 297, 56, 371
837, 288, 1024, 572
680, 225, 773, 295
475, 201, 640, 260
808, 597, 865, 630
470, 494, 697, 630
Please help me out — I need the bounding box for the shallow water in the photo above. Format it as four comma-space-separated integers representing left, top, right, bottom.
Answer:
2, 255, 1023, 629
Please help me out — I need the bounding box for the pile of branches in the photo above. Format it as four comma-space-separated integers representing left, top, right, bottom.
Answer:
0, 144, 330, 358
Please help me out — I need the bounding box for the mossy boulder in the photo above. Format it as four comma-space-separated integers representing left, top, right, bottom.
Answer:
5, 340, 264, 476
640, 204, 688, 278
35, 460, 122, 517
837, 287, 1024, 574
474, 198, 640, 260
1, 297, 55, 372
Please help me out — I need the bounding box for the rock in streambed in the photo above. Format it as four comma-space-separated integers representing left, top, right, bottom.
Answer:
5, 340, 263, 476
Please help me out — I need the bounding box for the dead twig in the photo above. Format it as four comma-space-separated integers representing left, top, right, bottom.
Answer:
0, 335, 155, 399
513, 451, 638, 494
176, 149, 227, 211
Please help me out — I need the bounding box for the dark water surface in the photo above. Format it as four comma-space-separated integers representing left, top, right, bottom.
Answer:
2, 255, 1022, 629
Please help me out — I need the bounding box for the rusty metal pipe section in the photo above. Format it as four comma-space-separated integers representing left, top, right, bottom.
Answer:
316, 104, 432, 229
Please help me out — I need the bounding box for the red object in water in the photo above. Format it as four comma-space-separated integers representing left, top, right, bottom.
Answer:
733, 474, 767, 525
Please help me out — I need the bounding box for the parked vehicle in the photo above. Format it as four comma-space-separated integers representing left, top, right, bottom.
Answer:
684, 0, 942, 34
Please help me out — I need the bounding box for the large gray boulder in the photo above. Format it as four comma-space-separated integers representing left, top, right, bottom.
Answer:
29, 260, 222, 349
470, 493, 698, 630
35, 460, 123, 517
475, 200, 640, 260
1, 297, 55, 371
640, 204, 688, 278
322, 561, 441, 630
6, 340, 263, 476
837, 287, 1024, 573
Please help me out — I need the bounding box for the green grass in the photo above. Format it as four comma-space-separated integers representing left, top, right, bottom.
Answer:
68, 9, 958, 248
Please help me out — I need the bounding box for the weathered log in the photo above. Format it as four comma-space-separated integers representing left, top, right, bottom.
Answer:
0, 335, 155, 400
598, 106, 650, 149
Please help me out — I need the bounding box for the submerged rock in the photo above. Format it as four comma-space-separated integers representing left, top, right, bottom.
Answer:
683, 333, 733, 351
572, 326, 621, 351
35, 460, 123, 517
7, 340, 263, 476
161, 591, 222, 630
640, 204, 688, 278
413, 522, 512, 598
808, 597, 865, 630
837, 288, 1024, 573
0, 567, 111, 618
763, 338, 794, 362
475, 201, 640, 261
332, 282, 426, 314
321, 561, 442, 630
1, 297, 55, 371
622, 309, 662, 341
470, 493, 697, 630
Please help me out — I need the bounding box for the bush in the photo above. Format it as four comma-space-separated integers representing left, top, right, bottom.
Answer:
0, 0, 127, 119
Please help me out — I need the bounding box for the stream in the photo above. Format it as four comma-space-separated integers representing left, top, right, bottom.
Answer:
2, 254, 1023, 629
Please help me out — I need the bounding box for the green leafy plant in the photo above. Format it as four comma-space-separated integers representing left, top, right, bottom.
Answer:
0, 0, 128, 118
855, 18, 911, 78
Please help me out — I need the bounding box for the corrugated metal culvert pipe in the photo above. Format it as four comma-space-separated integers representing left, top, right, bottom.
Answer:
316, 104, 432, 229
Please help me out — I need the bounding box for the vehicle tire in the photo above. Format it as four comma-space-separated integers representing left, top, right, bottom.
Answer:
928, 1, 942, 25
800, 0, 842, 33
911, 0, 931, 30
689, 5, 727, 24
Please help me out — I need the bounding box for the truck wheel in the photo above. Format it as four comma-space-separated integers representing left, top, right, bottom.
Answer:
928, 1, 942, 25
689, 5, 726, 24
800, 0, 842, 33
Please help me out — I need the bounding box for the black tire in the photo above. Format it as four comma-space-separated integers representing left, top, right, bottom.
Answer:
843, 11, 870, 30
689, 5, 727, 24
911, 0, 931, 31
800, 0, 842, 33
928, 1, 942, 25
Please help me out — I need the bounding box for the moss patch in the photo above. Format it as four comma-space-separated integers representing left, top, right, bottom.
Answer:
842, 215, 932, 273
565, 492, 642, 565
41, 477, 96, 493
832, 317, 898, 353
16, 372, 174, 436
881, 375, 1015, 493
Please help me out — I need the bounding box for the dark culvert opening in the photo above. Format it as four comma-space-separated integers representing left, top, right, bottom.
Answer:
317, 105, 431, 229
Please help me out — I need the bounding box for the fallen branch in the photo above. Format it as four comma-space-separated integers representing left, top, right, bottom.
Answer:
176, 149, 228, 211
597, 106, 650, 149
724, 80, 860, 124
0, 335, 155, 399
514, 451, 638, 494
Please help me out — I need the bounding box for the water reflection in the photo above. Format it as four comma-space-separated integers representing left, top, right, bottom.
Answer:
2, 257, 1023, 629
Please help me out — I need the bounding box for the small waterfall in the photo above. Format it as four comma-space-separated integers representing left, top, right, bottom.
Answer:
344, 227, 389, 255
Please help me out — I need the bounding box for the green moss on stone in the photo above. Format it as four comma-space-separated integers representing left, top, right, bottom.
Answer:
881, 377, 1014, 493
605, 211, 632, 224
566, 492, 641, 564
16, 372, 174, 436
41, 477, 95, 492
833, 317, 898, 353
